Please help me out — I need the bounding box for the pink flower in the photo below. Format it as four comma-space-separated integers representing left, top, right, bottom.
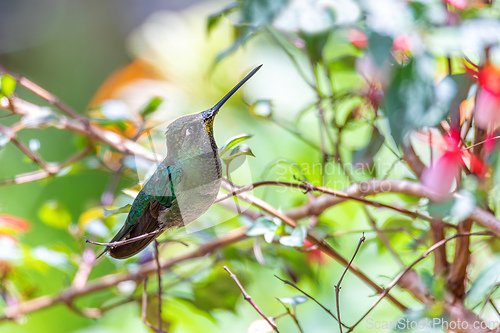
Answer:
476, 65, 500, 130
422, 130, 486, 199
348, 29, 368, 49
393, 35, 412, 53
422, 152, 462, 198
444, 0, 467, 9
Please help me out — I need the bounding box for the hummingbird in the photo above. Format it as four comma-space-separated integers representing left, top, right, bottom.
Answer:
100, 65, 262, 259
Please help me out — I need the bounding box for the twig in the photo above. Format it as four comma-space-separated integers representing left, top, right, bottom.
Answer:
274, 275, 349, 329
2, 95, 155, 162
0, 124, 47, 169
0, 142, 92, 186
281, 179, 500, 237
490, 300, 500, 318
223, 266, 280, 333
275, 298, 304, 333
141, 277, 161, 332
216, 180, 438, 224
347, 231, 494, 332
0, 65, 88, 124
334, 234, 365, 333
221, 180, 407, 311
462, 135, 500, 151
154, 240, 164, 333
84, 228, 164, 248
1, 227, 249, 320
72, 250, 96, 290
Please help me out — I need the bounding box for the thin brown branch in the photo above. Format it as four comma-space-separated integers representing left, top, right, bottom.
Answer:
402, 142, 425, 177
335, 234, 365, 333
221, 181, 407, 312
347, 231, 494, 333
447, 219, 473, 298
0, 124, 47, 169
217, 180, 436, 224
1, 227, 249, 320
0, 142, 92, 186
141, 277, 163, 333
283, 179, 500, 237
72, 250, 96, 290
490, 300, 500, 318
0, 65, 87, 123
275, 275, 349, 328
84, 228, 163, 248
1, 96, 155, 162
275, 297, 304, 333
223, 266, 279, 333
154, 240, 163, 333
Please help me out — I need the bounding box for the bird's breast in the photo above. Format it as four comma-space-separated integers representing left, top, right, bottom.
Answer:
166, 149, 222, 226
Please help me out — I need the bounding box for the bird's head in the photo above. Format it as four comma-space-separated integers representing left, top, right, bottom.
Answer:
165, 65, 262, 160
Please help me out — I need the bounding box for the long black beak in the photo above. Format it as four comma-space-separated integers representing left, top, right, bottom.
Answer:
204, 64, 262, 120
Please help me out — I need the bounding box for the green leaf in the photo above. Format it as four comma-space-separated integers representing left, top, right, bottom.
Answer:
352, 126, 385, 168
385, 56, 456, 145
299, 30, 330, 63
430, 274, 446, 301
368, 32, 393, 66
216, 0, 289, 62
261, 159, 308, 182
207, 3, 240, 34
241, 0, 289, 27
467, 256, 500, 306
219, 134, 253, 156
140, 96, 163, 118
279, 226, 306, 247
38, 201, 72, 229
0, 74, 16, 97
278, 295, 308, 307
428, 198, 455, 218
104, 204, 132, 218
264, 229, 278, 243
221, 145, 255, 165
327, 55, 357, 72
189, 269, 241, 314
246, 217, 278, 236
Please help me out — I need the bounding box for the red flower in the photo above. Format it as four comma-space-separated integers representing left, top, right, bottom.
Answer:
476, 65, 500, 130
0, 215, 30, 233
304, 240, 327, 265
422, 130, 486, 198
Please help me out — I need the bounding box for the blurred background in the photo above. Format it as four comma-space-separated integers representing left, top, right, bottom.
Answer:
2, 0, 500, 332
0, 1, 341, 332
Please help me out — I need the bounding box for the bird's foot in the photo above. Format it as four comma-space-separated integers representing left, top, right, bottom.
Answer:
84, 228, 164, 248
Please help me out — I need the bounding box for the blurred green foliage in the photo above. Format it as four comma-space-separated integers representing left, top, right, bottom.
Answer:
2, 0, 500, 332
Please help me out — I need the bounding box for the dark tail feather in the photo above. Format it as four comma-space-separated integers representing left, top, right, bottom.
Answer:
109, 209, 164, 259
97, 222, 135, 259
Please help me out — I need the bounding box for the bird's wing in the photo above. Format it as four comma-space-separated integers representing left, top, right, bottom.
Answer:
105, 165, 183, 259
